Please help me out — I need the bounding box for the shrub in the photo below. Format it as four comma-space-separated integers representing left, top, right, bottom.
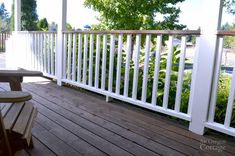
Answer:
215, 72, 235, 127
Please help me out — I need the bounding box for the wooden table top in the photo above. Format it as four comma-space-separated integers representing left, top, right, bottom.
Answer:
0, 69, 43, 77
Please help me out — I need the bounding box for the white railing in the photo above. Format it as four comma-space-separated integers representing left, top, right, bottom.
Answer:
205, 31, 235, 137
61, 30, 200, 121
6, 30, 235, 137
6, 31, 57, 78
0, 32, 11, 52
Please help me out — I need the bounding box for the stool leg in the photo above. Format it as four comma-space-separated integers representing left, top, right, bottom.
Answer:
28, 136, 34, 149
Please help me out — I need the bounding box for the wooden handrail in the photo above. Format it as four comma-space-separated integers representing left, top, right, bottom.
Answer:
12, 30, 202, 35
217, 30, 235, 36
62, 30, 201, 35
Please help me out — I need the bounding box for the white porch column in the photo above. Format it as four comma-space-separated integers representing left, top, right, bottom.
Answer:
6, 0, 21, 69
189, 0, 223, 135
56, 0, 67, 86
14, 0, 21, 31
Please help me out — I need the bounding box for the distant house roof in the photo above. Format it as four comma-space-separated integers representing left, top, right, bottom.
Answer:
84, 25, 91, 29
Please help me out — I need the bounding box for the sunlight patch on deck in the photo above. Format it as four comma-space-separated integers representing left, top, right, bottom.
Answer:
23, 77, 51, 84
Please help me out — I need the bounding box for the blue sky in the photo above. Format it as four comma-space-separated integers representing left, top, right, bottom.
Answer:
0, 0, 234, 29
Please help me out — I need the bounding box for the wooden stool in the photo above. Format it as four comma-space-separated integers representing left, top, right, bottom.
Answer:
0, 91, 37, 156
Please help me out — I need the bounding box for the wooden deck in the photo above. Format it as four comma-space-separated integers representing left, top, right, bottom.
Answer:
0, 77, 235, 156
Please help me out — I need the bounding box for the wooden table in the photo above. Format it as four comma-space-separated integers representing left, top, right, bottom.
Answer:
0, 69, 43, 91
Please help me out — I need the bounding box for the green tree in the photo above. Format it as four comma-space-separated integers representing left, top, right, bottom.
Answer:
84, 0, 185, 30
224, 0, 235, 15
222, 22, 233, 30
222, 23, 235, 49
66, 23, 73, 31
0, 3, 9, 18
0, 18, 9, 32
0, 3, 10, 31
11, 0, 38, 31
21, 0, 38, 30
37, 18, 49, 31
10, 3, 14, 31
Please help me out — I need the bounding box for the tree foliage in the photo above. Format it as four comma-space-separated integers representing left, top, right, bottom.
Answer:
0, 3, 10, 31
224, 0, 235, 15
11, 0, 38, 31
0, 3, 9, 19
66, 23, 73, 31
10, 3, 14, 31
222, 23, 235, 49
21, 0, 38, 30
84, 0, 186, 30
37, 18, 49, 31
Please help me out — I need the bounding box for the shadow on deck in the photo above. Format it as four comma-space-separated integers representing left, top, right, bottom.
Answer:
0, 77, 235, 156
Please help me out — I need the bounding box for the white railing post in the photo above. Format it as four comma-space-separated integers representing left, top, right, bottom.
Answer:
14, 0, 21, 31
189, 0, 223, 135
56, 0, 67, 86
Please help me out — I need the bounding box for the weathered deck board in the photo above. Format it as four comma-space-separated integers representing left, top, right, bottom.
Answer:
35, 103, 133, 156
23, 83, 200, 156
33, 122, 81, 156
23, 136, 56, 156
35, 113, 107, 156
28, 90, 183, 156
23, 81, 235, 155
0, 78, 235, 156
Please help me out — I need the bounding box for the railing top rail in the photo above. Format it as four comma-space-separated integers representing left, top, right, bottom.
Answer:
0, 31, 11, 34
11, 30, 201, 35
217, 30, 235, 36
62, 30, 201, 35
16, 31, 57, 34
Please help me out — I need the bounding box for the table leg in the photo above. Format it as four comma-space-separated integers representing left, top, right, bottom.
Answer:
9, 77, 23, 91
